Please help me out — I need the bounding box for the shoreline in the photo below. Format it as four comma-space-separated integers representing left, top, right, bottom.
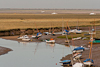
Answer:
0, 34, 100, 67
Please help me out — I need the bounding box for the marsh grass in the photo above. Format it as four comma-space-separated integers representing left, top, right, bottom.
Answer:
0, 14, 100, 30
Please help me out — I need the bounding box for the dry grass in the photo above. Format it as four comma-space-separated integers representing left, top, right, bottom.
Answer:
0, 14, 100, 30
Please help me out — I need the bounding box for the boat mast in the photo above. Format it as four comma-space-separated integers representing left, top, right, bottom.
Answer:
62, 17, 64, 34
89, 34, 93, 59
34, 22, 39, 32
66, 21, 70, 30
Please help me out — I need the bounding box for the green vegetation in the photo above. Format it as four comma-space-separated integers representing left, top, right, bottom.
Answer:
57, 31, 100, 40
57, 32, 90, 39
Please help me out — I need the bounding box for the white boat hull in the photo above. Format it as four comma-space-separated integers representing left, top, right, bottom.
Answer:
17, 37, 23, 39
83, 62, 93, 66
37, 34, 42, 37
22, 38, 30, 41
46, 40, 55, 43
17, 35, 29, 40
69, 29, 82, 33
89, 32, 96, 34
73, 50, 84, 53
73, 54, 82, 59
72, 37, 82, 40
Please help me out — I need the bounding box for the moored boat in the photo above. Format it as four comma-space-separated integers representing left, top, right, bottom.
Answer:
45, 38, 55, 44
73, 53, 82, 59
22, 38, 30, 41
17, 35, 29, 39
83, 59, 94, 66
60, 60, 71, 66
73, 47, 85, 53
36, 32, 42, 37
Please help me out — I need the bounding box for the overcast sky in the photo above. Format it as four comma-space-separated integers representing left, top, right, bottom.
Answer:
0, 0, 99, 9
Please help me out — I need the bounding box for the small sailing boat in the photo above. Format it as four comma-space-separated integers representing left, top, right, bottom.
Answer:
73, 53, 82, 59
43, 32, 49, 35
72, 37, 82, 40
83, 59, 94, 66
73, 63, 83, 67
45, 38, 55, 44
73, 46, 85, 53
60, 60, 71, 66
69, 29, 82, 34
36, 32, 42, 37
62, 29, 69, 35
83, 33, 94, 66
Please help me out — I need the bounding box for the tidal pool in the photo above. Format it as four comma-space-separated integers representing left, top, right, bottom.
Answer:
0, 38, 73, 67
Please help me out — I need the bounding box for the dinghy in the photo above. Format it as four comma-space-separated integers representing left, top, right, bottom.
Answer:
73, 47, 85, 53
73, 53, 82, 59
60, 60, 71, 66
89, 38, 100, 44
65, 40, 70, 43
31, 35, 36, 38
44, 32, 49, 35
45, 38, 55, 44
76, 30, 83, 34
83, 59, 94, 66
73, 63, 83, 67
62, 29, 69, 35
89, 32, 96, 34
36, 32, 42, 37
17, 36, 24, 39
69, 29, 76, 33
72, 37, 82, 40
69, 29, 82, 34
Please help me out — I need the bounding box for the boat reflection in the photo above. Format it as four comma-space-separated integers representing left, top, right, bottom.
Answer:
18, 41, 29, 45
46, 43, 55, 47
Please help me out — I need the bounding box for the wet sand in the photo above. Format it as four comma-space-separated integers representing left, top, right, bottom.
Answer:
0, 34, 100, 67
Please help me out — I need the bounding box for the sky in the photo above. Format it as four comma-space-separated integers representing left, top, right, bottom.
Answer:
0, 0, 100, 9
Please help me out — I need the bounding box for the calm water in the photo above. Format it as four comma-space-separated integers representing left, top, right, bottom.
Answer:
0, 38, 73, 67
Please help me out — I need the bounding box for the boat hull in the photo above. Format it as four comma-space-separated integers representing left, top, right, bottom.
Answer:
83, 62, 93, 66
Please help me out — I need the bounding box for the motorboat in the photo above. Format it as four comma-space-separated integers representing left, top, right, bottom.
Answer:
17, 35, 29, 39
22, 38, 30, 41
